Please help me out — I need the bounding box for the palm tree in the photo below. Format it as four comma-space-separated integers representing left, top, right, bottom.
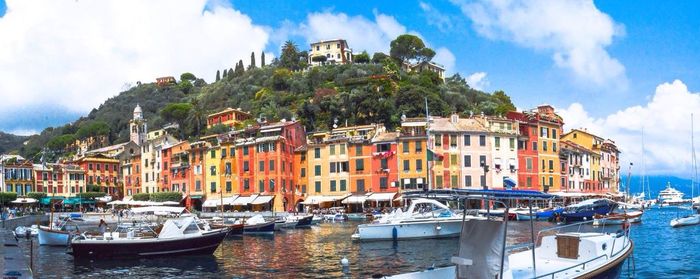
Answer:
187, 98, 206, 137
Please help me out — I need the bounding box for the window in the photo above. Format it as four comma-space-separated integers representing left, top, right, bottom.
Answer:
450, 135, 457, 147
543, 141, 548, 151
480, 175, 486, 187
526, 158, 533, 171
450, 154, 458, 166
230, 148, 235, 156
259, 161, 264, 172
330, 145, 336, 155
402, 141, 409, 153
532, 142, 538, 151
330, 162, 336, 173
336, 43, 340, 48
403, 160, 410, 171
269, 160, 275, 171
526, 177, 532, 187
210, 182, 216, 193
88, 163, 93, 170
225, 162, 232, 175
340, 161, 349, 172
314, 148, 321, 158
269, 179, 275, 191
243, 161, 250, 172
340, 144, 346, 155
315, 181, 321, 193
244, 179, 250, 190
553, 142, 557, 152
451, 175, 458, 188
510, 138, 515, 150
259, 180, 264, 192
436, 176, 443, 188
226, 181, 232, 193
549, 160, 554, 171
243, 146, 249, 155
195, 180, 201, 191
315, 165, 321, 176
210, 166, 216, 175
210, 150, 216, 158
464, 135, 471, 146
340, 180, 347, 191
380, 177, 388, 189
221, 149, 227, 158
96, 164, 101, 171
479, 135, 486, 146
415, 141, 423, 152
465, 175, 472, 187
552, 129, 557, 139
380, 158, 388, 169
356, 159, 364, 171
331, 180, 337, 191
416, 159, 423, 171
540, 127, 548, 138
495, 137, 501, 148
434, 134, 441, 147
355, 145, 362, 156
479, 155, 487, 167
549, 176, 554, 188
357, 179, 365, 192
464, 155, 472, 167
377, 143, 390, 152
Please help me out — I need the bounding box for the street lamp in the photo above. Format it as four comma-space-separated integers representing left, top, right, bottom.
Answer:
481, 159, 489, 190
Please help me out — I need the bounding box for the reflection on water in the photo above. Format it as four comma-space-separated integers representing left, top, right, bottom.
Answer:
24, 209, 700, 278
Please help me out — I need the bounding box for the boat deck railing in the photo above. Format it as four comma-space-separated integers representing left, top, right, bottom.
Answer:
533, 254, 610, 279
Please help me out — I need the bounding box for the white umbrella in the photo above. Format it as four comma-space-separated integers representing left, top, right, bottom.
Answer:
162, 201, 180, 205
11, 198, 38, 204
107, 200, 125, 205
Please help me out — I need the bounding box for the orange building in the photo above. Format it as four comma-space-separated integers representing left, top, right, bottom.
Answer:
370, 132, 400, 194
169, 141, 191, 195
397, 118, 428, 190
206, 108, 252, 129
187, 141, 208, 209
74, 154, 120, 195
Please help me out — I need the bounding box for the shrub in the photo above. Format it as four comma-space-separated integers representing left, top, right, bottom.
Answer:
27, 192, 47, 200
0, 192, 17, 204
78, 192, 108, 199
150, 192, 182, 202
133, 193, 150, 201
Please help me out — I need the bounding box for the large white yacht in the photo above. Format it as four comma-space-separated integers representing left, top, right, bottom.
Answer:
658, 182, 686, 205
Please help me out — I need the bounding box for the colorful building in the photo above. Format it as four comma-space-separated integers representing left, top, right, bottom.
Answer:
370, 131, 399, 193
73, 154, 120, 195
429, 115, 490, 189
477, 116, 519, 189
562, 128, 605, 193
397, 118, 428, 190
308, 39, 353, 66
507, 111, 539, 190
188, 141, 208, 209
601, 140, 621, 192
561, 141, 592, 192
206, 107, 252, 129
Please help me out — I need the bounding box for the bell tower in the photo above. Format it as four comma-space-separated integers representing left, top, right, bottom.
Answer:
129, 104, 148, 145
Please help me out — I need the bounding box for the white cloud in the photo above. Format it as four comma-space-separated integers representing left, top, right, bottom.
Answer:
452, 0, 627, 88
559, 80, 700, 175
0, 0, 269, 117
465, 72, 489, 91
7, 129, 38, 137
419, 2, 454, 33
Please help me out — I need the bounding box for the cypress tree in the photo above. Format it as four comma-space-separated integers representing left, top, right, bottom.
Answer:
228, 68, 234, 80
250, 52, 256, 69
261, 52, 266, 67
215, 70, 221, 81
222, 68, 228, 78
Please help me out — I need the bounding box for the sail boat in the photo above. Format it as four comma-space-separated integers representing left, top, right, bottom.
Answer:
670, 114, 700, 227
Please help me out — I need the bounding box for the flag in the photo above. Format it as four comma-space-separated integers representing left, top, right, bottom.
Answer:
427, 149, 443, 161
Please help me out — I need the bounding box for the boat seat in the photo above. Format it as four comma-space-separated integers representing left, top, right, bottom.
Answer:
451, 256, 473, 266
111, 232, 120, 239
103, 232, 112, 240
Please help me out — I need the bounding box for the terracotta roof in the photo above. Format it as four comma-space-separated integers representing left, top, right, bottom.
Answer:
429, 117, 487, 132
372, 132, 399, 143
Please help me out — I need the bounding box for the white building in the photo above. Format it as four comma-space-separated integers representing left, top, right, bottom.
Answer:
308, 39, 353, 66
477, 116, 519, 189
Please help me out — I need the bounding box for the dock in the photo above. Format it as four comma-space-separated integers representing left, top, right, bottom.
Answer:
0, 229, 33, 279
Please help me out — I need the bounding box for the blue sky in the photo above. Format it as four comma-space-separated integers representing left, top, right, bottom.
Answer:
1, 0, 700, 175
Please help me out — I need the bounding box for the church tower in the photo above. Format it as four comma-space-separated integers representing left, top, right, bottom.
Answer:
129, 104, 148, 145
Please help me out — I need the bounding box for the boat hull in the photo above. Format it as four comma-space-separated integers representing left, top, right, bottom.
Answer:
354, 219, 463, 241
294, 215, 314, 228
244, 221, 275, 234
670, 215, 700, 227
69, 230, 229, 259
38, 226, 72, 246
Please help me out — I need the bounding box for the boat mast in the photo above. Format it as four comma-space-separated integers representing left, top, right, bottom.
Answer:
640, 127, 647, 199
692, 114, 696, 201
425, 97, 431, 192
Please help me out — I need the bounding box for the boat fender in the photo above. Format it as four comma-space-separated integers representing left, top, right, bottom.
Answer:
622, 221, 630, 231
392, 227, 398, 240
435, 225, 442, 231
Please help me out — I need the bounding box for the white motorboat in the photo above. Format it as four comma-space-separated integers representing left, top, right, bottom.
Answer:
351, 198, 473, 241
384, 189, 634, 279
14, 225, 39, 238
38, 218, 80, 246
670, 214, 700, 227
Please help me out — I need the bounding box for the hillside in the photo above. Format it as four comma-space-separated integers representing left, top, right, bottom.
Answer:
10, 44, 515, 161
0, 132, 28, 154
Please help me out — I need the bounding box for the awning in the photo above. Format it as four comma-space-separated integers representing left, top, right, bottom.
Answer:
342, 195, 368, 204
40, 196, 65, 205
232, 195, 257, 206
251, 195, 274, 205
302, 194, 350, 205
202, 199, 220, 207
550, 192, 599, 198
367, 192, 397, 202
131, 206, 186, 214
503, 177, 517, 188
96, 196, 112, 203
123, 196, 133, 202
190, 195, 203, 199
162, 201, 181, 206
107, 200, 126, 205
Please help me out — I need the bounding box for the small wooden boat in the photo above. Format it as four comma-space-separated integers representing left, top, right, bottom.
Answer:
38, 219, 80, 246
593, 210, 643, 226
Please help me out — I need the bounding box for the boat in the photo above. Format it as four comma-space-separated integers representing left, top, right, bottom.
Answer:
658, 182, 686, 206
284, 215, 314, 228
14, 225, 39, 238
351, 198, 471, 241
670, 114, 700, 227
243, 215, 275, 234
68, 217, 230, 259
38, 218, 80, 246
513, 207, 563, 221
274, 218, 298, 230
384, 189, 634, 279
561, 198, 617, 222
311, 215, 323, 225
670, 213, 700, 227
347, 212, 369, 220
592, 210, 643, 226
207, 218, 244, 235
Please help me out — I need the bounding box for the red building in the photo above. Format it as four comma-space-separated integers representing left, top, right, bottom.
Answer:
122, 153, 141, 196
206, 108, 252, 129
370, 132, 399, 193
506, 111, 539, 190
34, 164, 63, 195
74, 154, 120, 195
168, 141, 191, 195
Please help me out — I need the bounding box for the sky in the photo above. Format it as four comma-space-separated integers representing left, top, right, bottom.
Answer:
1, 0, 700, 176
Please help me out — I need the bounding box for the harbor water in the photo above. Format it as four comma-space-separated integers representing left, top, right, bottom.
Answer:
15, 207, 700, 278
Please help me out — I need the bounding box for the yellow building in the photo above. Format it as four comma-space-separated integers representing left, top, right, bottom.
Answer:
308, 39, 353, 66
562, 128, 606, 192
533, 105, 564, 192
397, 118, 428, 190
218, 134, 239, 198
206, 108, 252, 129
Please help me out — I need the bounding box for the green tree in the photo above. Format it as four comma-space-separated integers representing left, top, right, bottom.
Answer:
186, 99, 206, 137
249, 51, 256, 70
76, 121, 110, 139
390, 34, 435, 64
215, 70, 221, 82
372, 52, 389, 64
311, 55, 327, 64
178, 80, 193, 94
46, 134, 76, 150
261, 52, 266, 67
354, 51, 370, 64
493, 90, 516, 115
280, 40, 302, 71
160, 102, 193, 137
222, 69, 227, 79
180, 72, 196, 81
133, 193, 150, 201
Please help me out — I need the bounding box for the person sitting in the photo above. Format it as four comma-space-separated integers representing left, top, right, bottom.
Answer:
98, 219, 109, 234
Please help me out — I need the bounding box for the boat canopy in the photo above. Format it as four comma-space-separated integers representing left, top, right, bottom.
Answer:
159, 217, 199, 239
367, 192, 397, 202
131, 206, 186, 214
